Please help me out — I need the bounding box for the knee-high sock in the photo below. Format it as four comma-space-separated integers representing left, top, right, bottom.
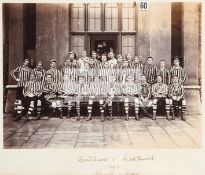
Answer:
165, 99, 170, 115
76, 101, 80, 116
37, 100, 41, 115
67, 101, 72, 115
124, 98, 129, 115
108, 102, 112, 116
182, 100, 186, 114
14, 100, 23, 114
99, 100, 104, 115
88, 100, 93, 116
28, 101, 34, 115
153, 99, 157, 115
135, 103, 139, 116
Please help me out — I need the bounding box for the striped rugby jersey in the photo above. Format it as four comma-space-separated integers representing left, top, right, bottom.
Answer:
10, 66, 31, 87
42, 81, 57, 99
170, 66, 187, 84
132, 63, 144, 82
143, 64, 157, 84
75, 82, 91, 96
108, 82, 122, 96
108, 58, 117, 68
119, 67, 135, 82
47, 68, 62, 85
23, 80, 42, 97
62, 80, 76, 95
157, 68, 170, 85
122, 82, 140, 96
139, 83, 151, 98
168, 84, 184, 98
90, 82, 103, 96
152, 83, 168, 98
34, 68, 46, 83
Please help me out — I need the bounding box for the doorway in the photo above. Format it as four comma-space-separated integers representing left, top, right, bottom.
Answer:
90, 34, 118, 56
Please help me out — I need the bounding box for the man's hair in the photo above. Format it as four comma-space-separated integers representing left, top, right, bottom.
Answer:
173, 57, 180, 62
147, 56, 153, 60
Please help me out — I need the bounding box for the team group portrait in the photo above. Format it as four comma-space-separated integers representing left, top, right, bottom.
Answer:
3, 2, 202, 148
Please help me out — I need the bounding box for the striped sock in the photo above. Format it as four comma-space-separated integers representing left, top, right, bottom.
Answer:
67, 101, 72, 115
37, 100, 41, 115
124, 101, 129, 115
182, 104, 186, 114
135, 104, 139, 116
87, 104, 92, 116
76, 102, 80, 116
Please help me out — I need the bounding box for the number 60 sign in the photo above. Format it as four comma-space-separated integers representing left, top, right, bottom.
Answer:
139, 1, 149, 10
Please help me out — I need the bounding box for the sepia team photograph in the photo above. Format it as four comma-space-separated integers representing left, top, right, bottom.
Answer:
2, 1, 202, 149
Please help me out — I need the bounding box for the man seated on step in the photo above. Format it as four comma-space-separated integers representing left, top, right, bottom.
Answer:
103, 75, 122, 121
152, 75, 171, 120
122, 74, 141, 121
168, 76, 186, 121
42, 73, 63, 119
75, 76, 91, 121
135, 75, 152, 118
22, 72, 42, 122
59, 73, 77, 119
89, 75, 109, 122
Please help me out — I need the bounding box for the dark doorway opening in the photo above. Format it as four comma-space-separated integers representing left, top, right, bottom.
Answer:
95, 40, 114, 55
90, 34, 118, 56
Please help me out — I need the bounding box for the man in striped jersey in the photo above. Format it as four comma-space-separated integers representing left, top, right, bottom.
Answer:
143, 56, 157, 85
70, 59, 80, 82
42, 73, 63, 119
34, 60, 46, 83
78, 50, 90, 69
122, 75, 141, 121
157, 60, 170, 85
47, 59, 63, 91
100, 61, 113, 82
104, 75, 122, 120
126, 53, 134, 68
135, 75, 152, 118
100, 54, 108, 67
75, 76, 91, 121
22, 72, 42, 122
119, 59, 134, 83
132, 56, 144, 83
59, 74, 76, 118
65, 51, 75, 67
114, 54, 124, 82
89, 75, 109, 122
168, 76, 186, 121
10, 59, 31, 121
152, 75, 171, 120
108, 51, 117, 68
170, 57, 187, 85
90, 51, 101, 68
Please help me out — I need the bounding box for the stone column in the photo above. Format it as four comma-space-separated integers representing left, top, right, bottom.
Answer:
36, 4, 69, 70
149, 3, 171, 67
183, 3, 200, 85
8, 4, 24, 84
183, 3, 201, 114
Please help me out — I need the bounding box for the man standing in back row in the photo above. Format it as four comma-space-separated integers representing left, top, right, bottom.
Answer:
10, 59, 32, 121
